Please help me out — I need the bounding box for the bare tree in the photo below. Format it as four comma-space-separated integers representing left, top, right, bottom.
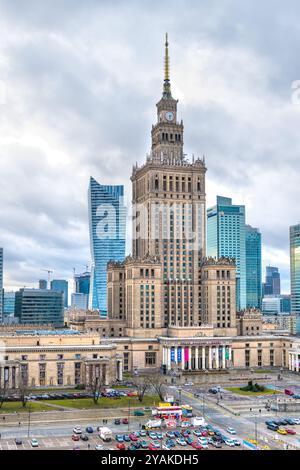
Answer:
0, 382, 8, 409
148, 372, 167, 401
18, 374, 29, 408
87, 366, 105, 404
132, 375, 150, 403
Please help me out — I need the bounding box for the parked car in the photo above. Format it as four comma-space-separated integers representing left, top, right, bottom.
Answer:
15, 438, 22, 445
211, 440, 222, 448
284, 389, 294, 396
73, 427, 82, 434
285, 428, 296, 435
129, 433, 139, 441
95, 444, 105, 450
277, 428, 287, 435
80, 434, 89, 441
184, 382, 194, 387
166, 439, 176, 448
149, 442, 160, 450
191, 441, 202, 449
30, 439, 39, 448
292, 395, 300, 399
232, 438, 241, 446
116, 443, 126, 450
134, 410, 144, 416
122, 418, 129, 424
166, 431, 175, 438
224, 439, 235, 447
123, 435, 130, 442
267, 423, 279, 431
114, 419, 121, 425
86, 426, 94, 434
72, 434, 80, 441
141, 440, 148, 449
208, 388, 218, 394
176, 438, 187, 446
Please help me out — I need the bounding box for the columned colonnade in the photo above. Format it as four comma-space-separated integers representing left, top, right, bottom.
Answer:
288, 351, 300, 372
162, 343, 232, 371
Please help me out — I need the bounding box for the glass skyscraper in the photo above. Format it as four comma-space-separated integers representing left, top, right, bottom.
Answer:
50, 279, 68, 308
263, 266, 281, 296
15, 288, 64, 327
245, 225, 262, 309
207, 196, 246, 311
0, 248, 3, 322
88, 177, 126, 315
290, 224, 300, 333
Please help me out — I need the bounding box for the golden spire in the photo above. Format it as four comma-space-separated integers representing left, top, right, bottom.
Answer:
164, 32, 169, 81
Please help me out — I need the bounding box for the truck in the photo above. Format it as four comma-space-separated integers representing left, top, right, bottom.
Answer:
98, 427, 113, 442
191, 417, 206, 427
145, 419, 162, 429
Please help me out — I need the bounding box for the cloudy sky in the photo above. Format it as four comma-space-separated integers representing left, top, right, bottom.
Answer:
0, 0, 299, 294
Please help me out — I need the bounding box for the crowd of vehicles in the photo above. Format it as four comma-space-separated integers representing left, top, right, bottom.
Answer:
2, 388, 137, 403
265, 417, 299, 435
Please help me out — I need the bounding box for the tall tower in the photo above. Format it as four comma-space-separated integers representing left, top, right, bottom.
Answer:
131, 35, 207, 328
290, 224, 300, 333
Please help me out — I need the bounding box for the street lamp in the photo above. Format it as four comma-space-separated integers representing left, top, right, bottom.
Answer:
27, 400, 31, 438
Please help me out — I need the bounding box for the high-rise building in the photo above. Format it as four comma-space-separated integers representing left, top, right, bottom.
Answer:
290, 224, 300, 333
262, 266, 281, 296
207, 196, 246, 311
3, 291, 15, 315
71, 293, 89, 310
50, 279, 68, 308
74, 271, 90, 295
14, 288, 64, 327
245, 225, 262, 309
39, 279, 47, 290
88, 178, 126, 315
0, 248, 3, 322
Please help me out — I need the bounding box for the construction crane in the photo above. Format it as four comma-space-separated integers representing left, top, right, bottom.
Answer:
42, 269, 54, 287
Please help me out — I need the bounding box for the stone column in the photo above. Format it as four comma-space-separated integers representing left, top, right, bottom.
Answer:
162, 347, 166, 366
228, 346, 232, 366
118, 360, 123, 381
288, 353, 291, 371
202, 347, 206, 370
167, 347, 171, 371
291, 354, 295, 372
208, 347, 212, 370
222, 346, 226, 369
188, 347, 192, 370
296, 355, 299, 373
181, 348, 185, 371
195, 347, 199, 370
215, 347, 219, 369
174, 346, 178, 364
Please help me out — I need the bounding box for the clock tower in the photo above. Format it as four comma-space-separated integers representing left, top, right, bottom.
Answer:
151, 33, 184, 164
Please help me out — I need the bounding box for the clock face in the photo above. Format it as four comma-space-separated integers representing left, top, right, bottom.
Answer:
165, 111, 174, 122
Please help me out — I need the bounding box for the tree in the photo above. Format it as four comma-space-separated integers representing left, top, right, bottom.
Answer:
0, 382, 8, 409
87, 366, 105, 404
132, 375, 150, 403
148, 372, 167, 401
18, 373, 29, 408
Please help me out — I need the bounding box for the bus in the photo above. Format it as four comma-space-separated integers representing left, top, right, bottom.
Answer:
151, 403, 193, 420
182, 404, 193, 417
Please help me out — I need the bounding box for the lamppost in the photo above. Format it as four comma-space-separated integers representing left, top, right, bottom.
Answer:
202, 394, 205, 419
27, 400, 31, 438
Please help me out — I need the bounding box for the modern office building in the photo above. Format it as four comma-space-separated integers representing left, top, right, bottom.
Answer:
207, 196, 246, 310
50, 279, 68, 308
263, 266, 281, 296
245, 225, 262, 309
14, 288, 64, 327
0, 248, 3, 322
39, 279, 47, 290
290, 224, 300, 333
71, 292, 89, 310
88, 177, 126, 316
3, 291, 15, 316
262, 295, 291, 315
74, 271, 90, 296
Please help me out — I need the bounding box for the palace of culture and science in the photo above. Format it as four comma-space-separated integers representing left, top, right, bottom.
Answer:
0, 36, 299, 391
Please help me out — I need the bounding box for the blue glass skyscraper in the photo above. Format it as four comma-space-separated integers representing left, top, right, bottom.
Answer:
245, 225, 262, 309
88, 177, 126, 316
207, 196, 246, 311
51, 279, 68, 308
290, 224, 300, 333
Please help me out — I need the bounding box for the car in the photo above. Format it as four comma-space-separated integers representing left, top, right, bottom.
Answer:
211, 440, 222, 448
166, 431, 175, 438
149, 442, 160, 450
116, 443, 126, 450
193, 430, 201, 437
279, 418, 289, 425
181, 430, 190, 437
15, 438, 22, 445
176, 438, 187, 446
174, 430, 181, 438
184, 381, 194, 386
291, 418, 300, 425
292, 395, 300, 399
285, 418, 298, 425
224, 439, 235, 447
122, 418, 129, 424
277, 428, 287, 435
73, 427, 82, 434
166, 439, 175, 447
123, 435, 130, 442
72, 434, 80, 441
114, 419, 121, 425
80, 434, 89, 441
128, 444, 137, 450
163, 444, 172, 450
198, 437, 208, 445
226, 427, 236, 435
139, 430, 146, 437
285, 428, 296, 435
265, 420, 276, 426
267, 424, 279, 431
30, 439, 39, 448
141, 440, 148, 449
149, 431, 158, 439
284, 389, 294, 396
116, 435, 124, 442
134, 410, 145, 416
95, 444, 105, 450
129, 433, 139, 441
194, 393, 201, 398
156, 432, 163, 439
232, 438, 241, 446
200, 430, 208, 437
191, 441, 202, 449
208, 388, 218, 394
133, 441, 142, 449
86, 426, 94, 434
186, 437, 194, 445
